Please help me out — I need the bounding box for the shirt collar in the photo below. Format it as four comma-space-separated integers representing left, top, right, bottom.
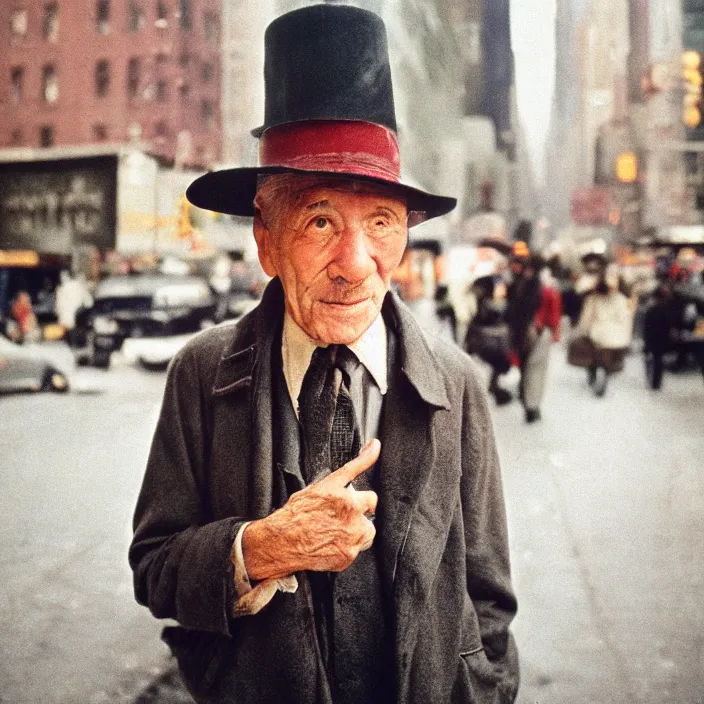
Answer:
282, 310, 388, 413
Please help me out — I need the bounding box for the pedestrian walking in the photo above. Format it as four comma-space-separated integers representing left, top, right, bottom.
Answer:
505, 245, 542, 412
55, 271, 93, 345
464, 273, 513, 405
129, 6, 519, 704
521, 262, 562, 422
577, 266, 633, 396
9, 290, 41, 344
643, 282, 676, 390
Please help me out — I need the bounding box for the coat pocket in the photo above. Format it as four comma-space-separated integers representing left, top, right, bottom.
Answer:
162, 625, 232, 699
453, 649, 506, 704
452, 595, 505, 703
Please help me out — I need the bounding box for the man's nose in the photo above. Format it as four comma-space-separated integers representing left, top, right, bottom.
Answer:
327, 224, 376, 282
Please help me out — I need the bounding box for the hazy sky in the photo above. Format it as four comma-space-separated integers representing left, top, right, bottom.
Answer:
510, 0, 557, 183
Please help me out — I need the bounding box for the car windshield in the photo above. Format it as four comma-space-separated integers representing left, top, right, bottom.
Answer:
92, 275, 212, 310
92, 296, 153, 314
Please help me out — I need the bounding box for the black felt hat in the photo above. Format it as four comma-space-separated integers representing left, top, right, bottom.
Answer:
186, 4, 456, 225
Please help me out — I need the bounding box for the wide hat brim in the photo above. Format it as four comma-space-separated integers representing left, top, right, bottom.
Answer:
186, 165, 457, 227
187, 5, 457, 227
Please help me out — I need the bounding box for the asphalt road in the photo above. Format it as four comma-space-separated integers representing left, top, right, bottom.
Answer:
0, 350, 171, 704
0, 342, 702, 704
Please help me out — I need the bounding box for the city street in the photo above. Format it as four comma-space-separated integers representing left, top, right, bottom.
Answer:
0, 342, 702, 704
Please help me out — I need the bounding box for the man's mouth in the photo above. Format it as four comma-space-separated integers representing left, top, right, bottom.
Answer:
322, 297, 368, 307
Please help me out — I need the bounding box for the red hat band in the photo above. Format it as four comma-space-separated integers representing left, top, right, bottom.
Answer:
259, 120, 401, 183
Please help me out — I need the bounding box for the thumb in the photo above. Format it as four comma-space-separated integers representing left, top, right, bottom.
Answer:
328, 439, 381, 487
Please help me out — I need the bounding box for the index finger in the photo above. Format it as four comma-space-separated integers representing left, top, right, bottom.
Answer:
327, 438, 381, 487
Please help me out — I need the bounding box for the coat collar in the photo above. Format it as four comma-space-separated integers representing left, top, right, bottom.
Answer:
211, 279, 285, 397
212, 277, 450, 413
382, 291, 450, 410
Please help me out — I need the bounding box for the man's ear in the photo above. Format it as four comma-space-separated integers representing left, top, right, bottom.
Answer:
253, 213, 278, 278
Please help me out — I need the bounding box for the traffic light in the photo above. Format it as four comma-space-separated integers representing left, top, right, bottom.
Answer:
615, 151, 638, 183
681, 50, 703, 128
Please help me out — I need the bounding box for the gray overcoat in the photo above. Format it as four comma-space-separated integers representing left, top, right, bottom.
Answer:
129, 278, 519, 704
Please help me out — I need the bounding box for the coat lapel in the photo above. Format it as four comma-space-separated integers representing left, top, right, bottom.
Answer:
211, 279, 287, 518
378, 295, 458, 700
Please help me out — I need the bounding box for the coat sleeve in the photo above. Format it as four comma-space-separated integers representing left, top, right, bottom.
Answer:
460, 369, 520, 700
129, 345, 244, 637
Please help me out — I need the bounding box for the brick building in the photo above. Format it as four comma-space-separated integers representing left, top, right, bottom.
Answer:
0, 0, 221, 168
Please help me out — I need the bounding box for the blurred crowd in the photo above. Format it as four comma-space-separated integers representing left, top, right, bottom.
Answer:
393, 223, 704, 423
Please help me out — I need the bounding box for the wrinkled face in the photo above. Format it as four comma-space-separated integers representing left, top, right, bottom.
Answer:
254, 180, 408, 344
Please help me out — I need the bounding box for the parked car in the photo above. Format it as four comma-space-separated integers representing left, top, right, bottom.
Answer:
0, 336, 70, 393
211, 260, 267, 321
73, 274, 219, 370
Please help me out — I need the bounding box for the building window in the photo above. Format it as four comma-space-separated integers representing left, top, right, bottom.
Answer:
96, 0, 110, 34
128, 2, 145, 31
10, 9, 28, 38
179, 53, 192, 69
178, 82, 190, 100
11, 67, 24, 105
155, 0, 168, 27
156, 78, 167, 101
154, 120, 168, 138
11, 129, 23, 145
127, 58, 141, 98
40, 125, 54, 147
201, 99, 213, 127
42, 65, 59, 103
92, 124, 108, 141
95, 60, 110, 97
179, 0, 191, 30
201, 62, 213, 82
43, 3, 59, 41
203, 11, 218, 45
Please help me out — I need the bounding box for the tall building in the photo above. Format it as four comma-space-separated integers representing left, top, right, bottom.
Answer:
220, 0, 273, 166
544, 0, 591, 230
0, 0, 222, 168
481, 0, 514, 158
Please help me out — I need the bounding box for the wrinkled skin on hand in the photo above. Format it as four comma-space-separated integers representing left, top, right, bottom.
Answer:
242, 439, 380, 580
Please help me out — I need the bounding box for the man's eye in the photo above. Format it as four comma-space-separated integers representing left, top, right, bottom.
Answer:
314, 217, 329, 229
369, 217, 391, 232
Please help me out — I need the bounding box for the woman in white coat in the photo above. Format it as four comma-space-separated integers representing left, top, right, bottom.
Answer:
577, 266, 634, 396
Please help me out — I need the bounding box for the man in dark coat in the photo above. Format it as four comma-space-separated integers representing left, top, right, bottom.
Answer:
129, 6, 519, 703
505, 251, 542, 409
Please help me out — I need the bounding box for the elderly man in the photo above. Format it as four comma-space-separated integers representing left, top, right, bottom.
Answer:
130, 5, 518, 704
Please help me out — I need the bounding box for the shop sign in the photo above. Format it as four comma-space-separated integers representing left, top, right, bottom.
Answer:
0, 155, 118, 254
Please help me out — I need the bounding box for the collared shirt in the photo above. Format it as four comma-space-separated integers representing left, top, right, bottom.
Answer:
232, 310, 389, 616
281, 309, 387, 442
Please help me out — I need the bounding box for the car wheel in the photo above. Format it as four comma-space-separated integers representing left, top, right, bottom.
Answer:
138, 358, 169, 372
41, 369, 69, 393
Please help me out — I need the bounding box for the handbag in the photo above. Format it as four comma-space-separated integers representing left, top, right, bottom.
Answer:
567, 334, 595, 368
466, 323, 511, 374
596, 347, 626, 373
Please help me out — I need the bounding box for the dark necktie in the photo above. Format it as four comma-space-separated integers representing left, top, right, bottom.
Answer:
298, 344, 361, 484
